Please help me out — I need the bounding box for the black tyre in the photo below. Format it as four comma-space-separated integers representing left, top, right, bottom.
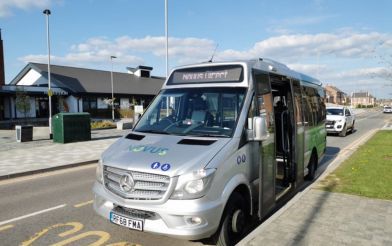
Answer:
351, 121, 355, 132
305, 152, 317, 181
339, 124, 347, 137
215, 192, 248, 246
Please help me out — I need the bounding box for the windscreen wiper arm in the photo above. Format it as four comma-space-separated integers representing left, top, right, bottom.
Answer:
137, 130, 169, 135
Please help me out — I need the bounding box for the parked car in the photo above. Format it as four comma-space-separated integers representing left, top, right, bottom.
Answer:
383, 105, 392, 113
326, 106, 355, 137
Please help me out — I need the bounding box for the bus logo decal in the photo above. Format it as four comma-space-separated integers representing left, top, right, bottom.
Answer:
161, 164, 171, 171
151, 162, 160, 169
129, 145, 169, 156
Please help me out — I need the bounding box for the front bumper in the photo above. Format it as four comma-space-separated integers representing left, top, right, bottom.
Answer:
325, 123, 344, 133
92, 181, 223, 240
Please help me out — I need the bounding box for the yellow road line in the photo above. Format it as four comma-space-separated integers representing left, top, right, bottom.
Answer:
0, 224, 14, 232
74, 200, 93, 208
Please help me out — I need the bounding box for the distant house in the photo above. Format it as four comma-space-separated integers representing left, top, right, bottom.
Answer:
0, 63, 165, 121
351, 92, 375, 107
324, 85, 348, 105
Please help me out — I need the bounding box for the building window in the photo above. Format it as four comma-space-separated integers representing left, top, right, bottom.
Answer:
83, 97, 97, 111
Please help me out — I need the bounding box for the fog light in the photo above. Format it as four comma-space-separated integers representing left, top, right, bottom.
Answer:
337, 125, 342, 129
185, 216, 202, 225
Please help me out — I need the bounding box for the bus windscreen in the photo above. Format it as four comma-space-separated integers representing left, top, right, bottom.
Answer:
167, 65, 243, 84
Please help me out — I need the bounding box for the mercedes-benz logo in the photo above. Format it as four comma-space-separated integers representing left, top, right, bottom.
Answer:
119, 173, 135, 192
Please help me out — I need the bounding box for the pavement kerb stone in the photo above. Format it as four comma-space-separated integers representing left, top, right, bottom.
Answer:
238, 127, 380, 246
0, 160, 98, 181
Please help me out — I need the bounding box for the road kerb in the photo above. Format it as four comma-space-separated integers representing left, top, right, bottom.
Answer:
0, 160, 98, 181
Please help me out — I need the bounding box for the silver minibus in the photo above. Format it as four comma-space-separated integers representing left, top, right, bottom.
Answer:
93, 58, 327, 245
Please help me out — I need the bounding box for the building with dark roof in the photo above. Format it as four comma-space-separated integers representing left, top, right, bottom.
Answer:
1, 63, 165, 121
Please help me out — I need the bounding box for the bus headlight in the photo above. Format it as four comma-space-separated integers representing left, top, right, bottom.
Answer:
96, 159, 104, 184
170, 169, 216, 200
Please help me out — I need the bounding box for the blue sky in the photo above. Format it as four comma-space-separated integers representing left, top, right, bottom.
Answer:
1, 0, 392, 98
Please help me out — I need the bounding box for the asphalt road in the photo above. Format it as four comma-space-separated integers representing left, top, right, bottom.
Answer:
0, 110, 389, 246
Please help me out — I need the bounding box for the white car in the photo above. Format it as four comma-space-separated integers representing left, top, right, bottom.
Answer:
326, 106, 355, 137
383, 105, 392, 113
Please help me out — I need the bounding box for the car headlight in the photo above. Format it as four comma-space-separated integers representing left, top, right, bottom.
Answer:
170, 168, 216, 200
96, 159, 104, 184
336, 119, 343, 123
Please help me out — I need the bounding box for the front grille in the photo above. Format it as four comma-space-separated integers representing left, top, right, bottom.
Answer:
326, 120, 335, 125
104, 166, 170, 200
112, 206, 155, 219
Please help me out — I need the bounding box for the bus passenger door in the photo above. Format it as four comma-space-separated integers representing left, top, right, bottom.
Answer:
253, 70, 276, 218
292, 79, 305, 185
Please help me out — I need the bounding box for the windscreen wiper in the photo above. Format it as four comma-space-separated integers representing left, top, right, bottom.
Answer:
137, 130, 169, 135
189, 133, 229, 138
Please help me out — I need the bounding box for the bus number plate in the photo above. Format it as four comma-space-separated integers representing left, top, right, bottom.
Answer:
110, 212, 144, 231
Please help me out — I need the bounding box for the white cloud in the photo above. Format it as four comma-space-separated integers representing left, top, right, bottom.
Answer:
216, 32, 390, 62
21, 35, 215, 69
19, 53, 144, 68
18, 31, 392, 97
22, 31, 392, 70
287, 63, 329, 76
332, 67, 389, 80
0, 0, 52, 17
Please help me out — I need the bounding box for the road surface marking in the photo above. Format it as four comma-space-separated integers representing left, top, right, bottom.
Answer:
74, 200, 93, 208
52, 231, 110, 246
106, 242, 142, 246
21, 222, 83, 246
0, 204, 66, 226
0, 224, 14, 232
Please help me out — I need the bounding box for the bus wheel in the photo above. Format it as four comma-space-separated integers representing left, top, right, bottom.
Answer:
216, 192, 247, 246
305, 153, 317, 181
339, 124, 347, 137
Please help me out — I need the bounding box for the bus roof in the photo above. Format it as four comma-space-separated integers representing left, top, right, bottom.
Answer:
163, 58, 322, 88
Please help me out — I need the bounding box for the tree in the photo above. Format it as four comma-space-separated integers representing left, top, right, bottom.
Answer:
15, 87, 31, 118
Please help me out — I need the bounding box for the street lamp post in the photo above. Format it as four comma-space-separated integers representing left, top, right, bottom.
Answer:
110, 55, 117, 121
165, 0, 169, 77
43, 9, 53, 139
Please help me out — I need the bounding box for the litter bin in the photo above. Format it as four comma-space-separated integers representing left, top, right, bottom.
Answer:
52, 113, 91, 143
16, 125, 33, 142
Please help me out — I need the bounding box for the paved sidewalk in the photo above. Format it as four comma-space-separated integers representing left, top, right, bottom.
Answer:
240, 123, 392, 246
241, 189, 392, 246
0, 127, 128, 179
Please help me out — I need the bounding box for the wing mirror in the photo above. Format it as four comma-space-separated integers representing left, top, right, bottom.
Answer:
247, 116, 269, 141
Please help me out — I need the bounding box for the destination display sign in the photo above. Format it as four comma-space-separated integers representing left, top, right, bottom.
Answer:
168, 65, 243, 84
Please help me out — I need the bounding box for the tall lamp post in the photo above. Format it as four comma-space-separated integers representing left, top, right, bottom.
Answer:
43, 9, 53, 139
165, 0, 169, 77
110, 55, 117, 121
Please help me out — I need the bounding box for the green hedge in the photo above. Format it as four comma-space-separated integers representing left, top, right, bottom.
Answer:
84, 108, 134, 119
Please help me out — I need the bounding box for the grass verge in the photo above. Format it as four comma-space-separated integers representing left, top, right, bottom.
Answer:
316, 130, 392, 200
